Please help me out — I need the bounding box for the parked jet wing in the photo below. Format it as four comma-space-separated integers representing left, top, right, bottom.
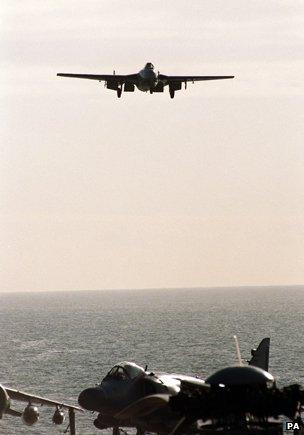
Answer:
5, 387, 82, 410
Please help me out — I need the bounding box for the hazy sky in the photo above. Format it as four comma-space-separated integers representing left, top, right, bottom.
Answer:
1, 1, 304, 292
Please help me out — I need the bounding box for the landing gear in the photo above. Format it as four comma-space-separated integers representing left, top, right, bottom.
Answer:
117, 87, 122, 98
113, 427, 120, 435
169, 88, 175, 99
136, 427, 145, 435
149, 89, 153, 94
68, 408, 76, 435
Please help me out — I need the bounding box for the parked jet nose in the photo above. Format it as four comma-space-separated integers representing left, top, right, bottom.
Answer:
78, 387, 106, 411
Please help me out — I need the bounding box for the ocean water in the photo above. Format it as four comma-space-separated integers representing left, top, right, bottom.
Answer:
0, 286, 303, 434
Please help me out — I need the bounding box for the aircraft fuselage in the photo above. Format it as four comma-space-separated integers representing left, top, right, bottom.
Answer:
78, 361, 205, 433
137, 66, 158, 92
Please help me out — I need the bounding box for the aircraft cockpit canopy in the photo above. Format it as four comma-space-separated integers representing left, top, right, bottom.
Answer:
104, 362, 145, 381
145, 63, 154, 70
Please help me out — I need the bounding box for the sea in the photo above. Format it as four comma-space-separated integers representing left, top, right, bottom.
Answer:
0, 286, 303, 434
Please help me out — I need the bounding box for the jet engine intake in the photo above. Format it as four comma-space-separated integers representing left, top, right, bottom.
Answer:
153, 83, 164, 92
0, 385, 10, 418
107, 81, 119, 91
124, 83, 135, 92
22, 404, 39, 425
169, 82, 182, 91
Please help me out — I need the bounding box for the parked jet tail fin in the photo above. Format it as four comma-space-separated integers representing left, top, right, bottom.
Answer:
248, 337, 270, 371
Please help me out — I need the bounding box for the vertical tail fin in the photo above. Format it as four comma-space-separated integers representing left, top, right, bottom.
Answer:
248, 338, 270, 371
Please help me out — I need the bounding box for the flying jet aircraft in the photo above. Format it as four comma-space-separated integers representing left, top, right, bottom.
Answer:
57, 62, 234, 98
78, 338, 269, 434
0, 383, 82, 434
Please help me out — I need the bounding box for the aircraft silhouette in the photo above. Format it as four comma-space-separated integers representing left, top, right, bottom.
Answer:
78, 338, 269, 434
57, 62, 234, 98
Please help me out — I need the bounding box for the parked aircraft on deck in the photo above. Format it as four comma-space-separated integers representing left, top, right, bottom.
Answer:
78, 338, 269, 434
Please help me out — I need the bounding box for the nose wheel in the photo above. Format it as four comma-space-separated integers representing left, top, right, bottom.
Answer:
169, 88, 175, 99
117, 87, 122, 98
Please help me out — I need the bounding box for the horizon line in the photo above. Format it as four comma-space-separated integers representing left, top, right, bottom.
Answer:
0, 283, 303, 295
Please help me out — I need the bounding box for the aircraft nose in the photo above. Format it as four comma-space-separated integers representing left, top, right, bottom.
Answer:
78, 387, 106, 411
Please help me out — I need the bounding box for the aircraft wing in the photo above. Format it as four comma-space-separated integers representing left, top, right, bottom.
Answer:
159, 74, 234, 83
57, 73, 138, 83
5, 387, 81, 410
